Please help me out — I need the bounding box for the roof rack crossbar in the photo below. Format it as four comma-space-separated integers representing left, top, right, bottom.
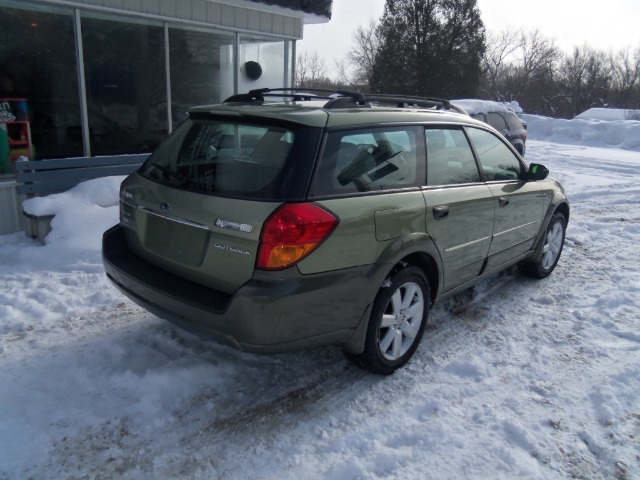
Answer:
366, 94, 452, 110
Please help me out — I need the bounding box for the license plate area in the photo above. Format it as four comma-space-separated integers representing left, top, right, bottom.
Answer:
140, 208, 210, 267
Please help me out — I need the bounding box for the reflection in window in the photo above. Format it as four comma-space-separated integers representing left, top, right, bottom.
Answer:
140, 120, 298, 198
312, 127, 423, 195
169, 27, 235, 125
82, 14, 168, 156
426, 128, 480, 186
238, 36, 290, 92
467, 128, 522, 181
0, 2, 80, 164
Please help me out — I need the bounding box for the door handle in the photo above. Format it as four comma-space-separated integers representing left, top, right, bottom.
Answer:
498, 196, 510, 208
433, 205, 449, 220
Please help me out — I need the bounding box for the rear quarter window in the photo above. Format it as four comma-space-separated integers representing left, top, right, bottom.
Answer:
309, 126, 425, 197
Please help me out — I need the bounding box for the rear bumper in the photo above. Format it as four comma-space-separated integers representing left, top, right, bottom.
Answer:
102, 225, 380, 353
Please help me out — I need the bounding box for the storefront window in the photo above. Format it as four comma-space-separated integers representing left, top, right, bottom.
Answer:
0, 2, 296, 175
238, 36, 291, 93
169, 27, 235, 125
0, 1, 80, 171
81, 14, 168, 156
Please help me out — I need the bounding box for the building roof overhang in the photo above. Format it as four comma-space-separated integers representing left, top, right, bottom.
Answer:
221, 0, 332, 24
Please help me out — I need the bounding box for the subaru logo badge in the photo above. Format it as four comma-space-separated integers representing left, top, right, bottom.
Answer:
160, 202, 171, 213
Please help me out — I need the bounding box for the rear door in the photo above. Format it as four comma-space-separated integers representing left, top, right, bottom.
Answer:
422, 127, 494, 291
304, 125, 427, 274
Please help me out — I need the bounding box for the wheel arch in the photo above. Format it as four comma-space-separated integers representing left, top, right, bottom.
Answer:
529, 198, 570, 263
386, 251, 439, 307
554, 200, 570, 224
374, 232, 442, 304
342, 233, 442, 356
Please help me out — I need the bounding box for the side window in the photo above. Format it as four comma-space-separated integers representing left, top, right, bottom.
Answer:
310, 126, 424, 195
487, 112, 507, 131
466, 127, 523, 181
504, 112, 524, 131
425, 128, 480, 186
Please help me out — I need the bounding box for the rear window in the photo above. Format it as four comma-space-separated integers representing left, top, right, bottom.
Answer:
139, 118, 321, 200
309, 126, 425, 196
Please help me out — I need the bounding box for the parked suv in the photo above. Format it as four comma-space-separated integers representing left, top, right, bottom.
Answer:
452, 99, 528, 156
103, 88, 569, 374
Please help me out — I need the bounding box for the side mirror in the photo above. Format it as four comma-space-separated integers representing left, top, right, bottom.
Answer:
527, 163, 549, 181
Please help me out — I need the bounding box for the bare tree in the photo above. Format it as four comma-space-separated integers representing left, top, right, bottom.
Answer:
347, 19, 380, 88
295, 52, 330, 88
480, 28, 520, 98
479, 28, 562, 114
558, 45, 611, 117
507, 29, 559, 98
609, 46, 640, 107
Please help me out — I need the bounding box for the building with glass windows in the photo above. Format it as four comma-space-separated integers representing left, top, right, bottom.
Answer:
0, 0, 331, 234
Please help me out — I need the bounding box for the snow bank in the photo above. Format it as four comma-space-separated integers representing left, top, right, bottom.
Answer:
0, 177, 126, 335
575, 107, 640, 121
453, 101, 640, 152
21, 176, 125, 251
524, 113, 640, 151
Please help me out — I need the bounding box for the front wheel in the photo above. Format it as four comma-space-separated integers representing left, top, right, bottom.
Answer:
521, 213, 566, 278
348, 266, 430, 375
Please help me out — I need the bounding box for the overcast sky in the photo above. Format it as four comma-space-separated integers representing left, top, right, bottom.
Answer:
298, 0, 640, 74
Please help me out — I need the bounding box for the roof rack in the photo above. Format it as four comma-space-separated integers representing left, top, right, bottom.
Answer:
223, 88, 464, 113
365, 94, 453, 110
223, 88, 366, 108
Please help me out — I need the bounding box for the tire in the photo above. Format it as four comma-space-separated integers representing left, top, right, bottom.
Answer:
348, 266, 430, 375
521, 213, 566, 278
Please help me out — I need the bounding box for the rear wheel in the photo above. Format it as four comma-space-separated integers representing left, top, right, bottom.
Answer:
348, 266, 430, 375
521, 213, 566, 278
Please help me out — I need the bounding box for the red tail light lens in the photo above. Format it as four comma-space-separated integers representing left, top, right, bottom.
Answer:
257, 203, 339, 270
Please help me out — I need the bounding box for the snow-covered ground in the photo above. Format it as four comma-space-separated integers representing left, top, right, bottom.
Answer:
1, 114, 639, 480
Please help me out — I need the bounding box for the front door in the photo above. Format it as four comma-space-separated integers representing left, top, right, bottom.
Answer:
466, 127, 545, 270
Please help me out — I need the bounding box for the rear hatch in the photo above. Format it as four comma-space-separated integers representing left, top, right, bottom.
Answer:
119, 109, 325, 294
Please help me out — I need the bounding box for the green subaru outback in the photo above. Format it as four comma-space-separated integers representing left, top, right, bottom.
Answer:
103, 88, 569, 374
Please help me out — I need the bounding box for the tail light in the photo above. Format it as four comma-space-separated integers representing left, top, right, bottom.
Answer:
257, 203, 339, 270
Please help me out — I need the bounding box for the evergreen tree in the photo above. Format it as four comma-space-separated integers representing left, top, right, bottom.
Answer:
370, 0, 486, 98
